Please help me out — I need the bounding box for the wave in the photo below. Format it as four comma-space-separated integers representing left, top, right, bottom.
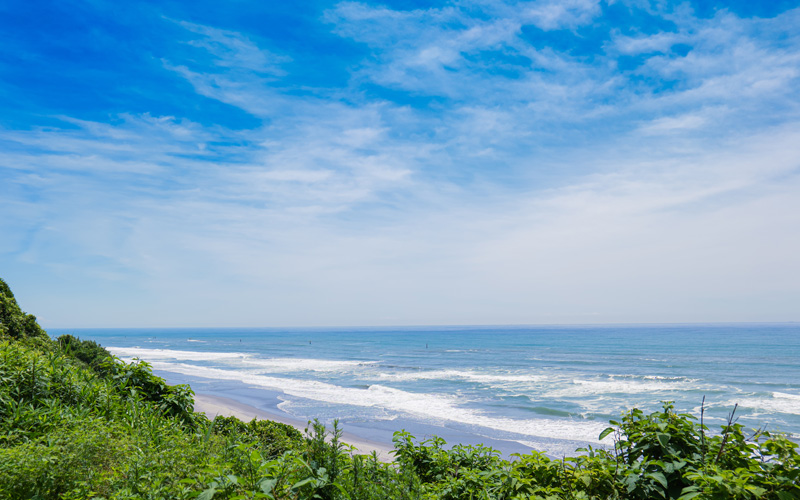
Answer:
376, 369, 548, 384
240, 358, 376, 373
547, 377, 701, 397
109, 347, 249, 362
734, 392, 800, 415
108, 347, 374, 372
150, 362, 608, 443
112, 347, 552, 385
486, 402, 568, 415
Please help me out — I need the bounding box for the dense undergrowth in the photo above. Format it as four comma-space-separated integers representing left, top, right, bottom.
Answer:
1, 278, 799, 499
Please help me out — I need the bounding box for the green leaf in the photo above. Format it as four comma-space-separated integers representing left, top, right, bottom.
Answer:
656, 433, 670, 448
333, 482, 352, 499
649, 471, 668, 489
259, 478, 277, 495
599, 427, 615, 441
197, 487, 216, 500
291, 477, 315, 490
625, 473, 639, 493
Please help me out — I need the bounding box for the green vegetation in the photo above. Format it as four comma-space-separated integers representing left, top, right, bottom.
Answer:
0, 278, 47, 341
1, 277, 799, 499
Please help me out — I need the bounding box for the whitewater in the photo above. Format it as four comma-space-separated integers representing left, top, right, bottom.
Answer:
52, 324, 800, 457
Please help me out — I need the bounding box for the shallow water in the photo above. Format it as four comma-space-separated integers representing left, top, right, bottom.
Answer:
53, 324, 800, 456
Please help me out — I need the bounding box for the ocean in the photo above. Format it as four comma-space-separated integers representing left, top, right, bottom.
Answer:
51, 324, 800, 458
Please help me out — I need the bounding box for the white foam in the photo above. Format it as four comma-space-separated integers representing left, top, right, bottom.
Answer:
376, 369, 547, 384
108, 347, 249, 362
240, 357, 375, 373
549, 377, 695, 397
642, 375, 691, 381
107, 347, 372, 373
151, 362, 607, 443
735, 392, 800, 415
516, 439, 612, 457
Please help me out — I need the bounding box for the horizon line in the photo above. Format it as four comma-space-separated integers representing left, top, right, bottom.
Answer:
45, 320, 800, 331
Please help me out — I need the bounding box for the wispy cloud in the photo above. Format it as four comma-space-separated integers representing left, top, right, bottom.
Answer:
1, 1, 799, 325
178, 20, 291, 74
522, 0, 602, 31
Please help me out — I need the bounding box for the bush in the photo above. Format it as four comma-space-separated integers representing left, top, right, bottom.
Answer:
0, 278, 48, 340
107, 359, 198, 426
0, 418, 125, 500
57, 334, 114, 374
212, 414, 303, 457
596, 402, 800, 500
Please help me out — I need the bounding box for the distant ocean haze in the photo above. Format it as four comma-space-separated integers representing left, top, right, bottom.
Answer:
52, 324, 800, 457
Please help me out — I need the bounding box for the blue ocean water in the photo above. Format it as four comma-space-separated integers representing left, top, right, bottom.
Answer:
52, 324, 800, 456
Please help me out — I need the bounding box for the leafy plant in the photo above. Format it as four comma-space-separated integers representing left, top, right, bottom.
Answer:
0, 278, 48, 340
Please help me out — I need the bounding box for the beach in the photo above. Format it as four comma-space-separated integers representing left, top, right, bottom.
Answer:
54, 323, 800, 459
193, 392, 395, 461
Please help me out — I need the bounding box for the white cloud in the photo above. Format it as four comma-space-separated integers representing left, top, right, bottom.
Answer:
637, 111, 708, 134
4, 4, 800, 325
521, 0, 602, 31
610, 31, 686, 55
178, 20, 290, 74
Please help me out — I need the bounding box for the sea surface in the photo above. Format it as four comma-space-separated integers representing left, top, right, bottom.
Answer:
51, 324, 800, 457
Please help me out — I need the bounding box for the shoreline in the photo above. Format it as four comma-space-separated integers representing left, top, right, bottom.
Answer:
193, 393, 396, 462
156, 368, 594, 458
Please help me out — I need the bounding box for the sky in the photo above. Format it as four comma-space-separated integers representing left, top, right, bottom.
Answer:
1, 0, 799, 328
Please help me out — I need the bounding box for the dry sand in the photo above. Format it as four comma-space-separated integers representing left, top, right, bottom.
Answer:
193, 393, 395, 462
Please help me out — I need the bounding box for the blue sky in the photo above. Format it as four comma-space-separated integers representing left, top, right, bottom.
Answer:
2, 0, 799, 327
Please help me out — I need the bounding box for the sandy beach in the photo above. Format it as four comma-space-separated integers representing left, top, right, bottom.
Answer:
193, 393, 396, 462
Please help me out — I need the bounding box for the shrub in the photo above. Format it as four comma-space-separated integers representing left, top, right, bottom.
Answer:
211, 414, 303, 457
57, 334, 114, 374
0, 278, 48, 340
0, 418, 125, 500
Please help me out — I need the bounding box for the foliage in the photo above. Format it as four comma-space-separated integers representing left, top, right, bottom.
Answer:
57, 334, 114, 374
0, 277, 799, 499
211, 415, 303, 458
598, 403, 800, 500
0, 277, 48, 340
107, 357, 199, 426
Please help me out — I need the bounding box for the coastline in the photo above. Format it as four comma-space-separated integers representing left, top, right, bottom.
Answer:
155, 367, 597, 458
193, 393, 396, 462
5, 285, 799, 500
85, 324, 800, 458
